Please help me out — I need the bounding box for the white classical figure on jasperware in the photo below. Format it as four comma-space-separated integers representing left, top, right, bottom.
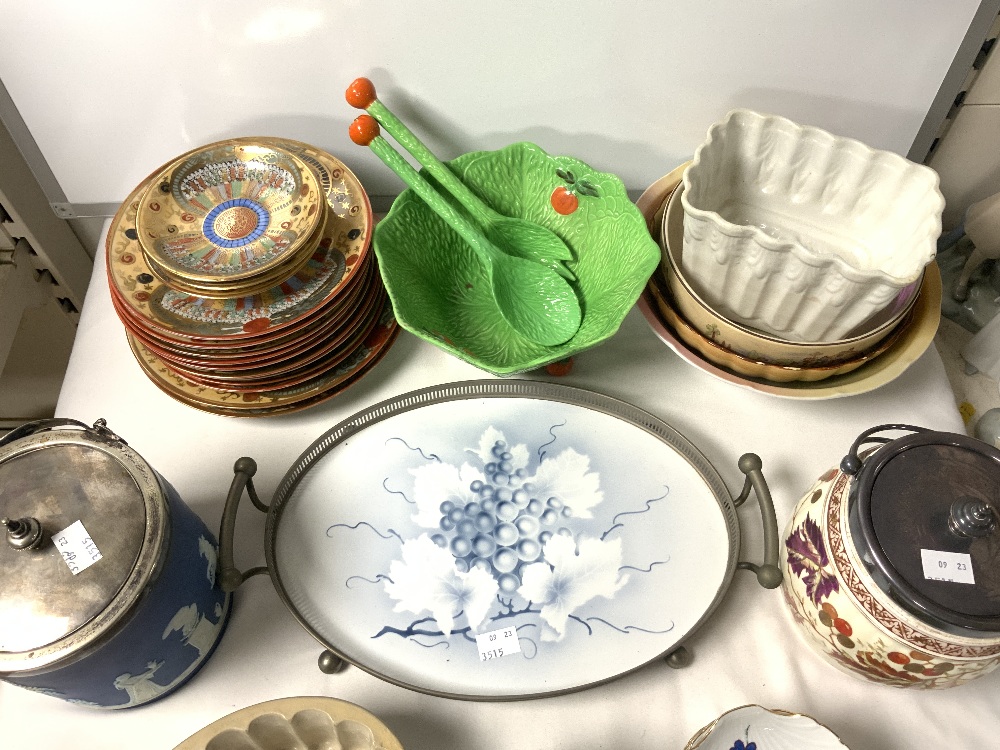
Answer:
113, 661, 168, 706
198, 535, 218, 585
163, 602, 225, 657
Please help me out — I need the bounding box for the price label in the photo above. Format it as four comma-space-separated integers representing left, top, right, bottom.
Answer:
52, 520, 102, 576
475, 626, 521, 662
920, 549, 975, 585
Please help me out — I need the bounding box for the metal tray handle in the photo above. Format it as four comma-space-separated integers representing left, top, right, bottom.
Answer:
218, 458, 348, 674
218, 457, 270, 592
733, 453, 782, 589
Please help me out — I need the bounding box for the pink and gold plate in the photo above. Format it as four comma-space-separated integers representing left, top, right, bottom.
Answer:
112, 257, 377, 365
127, 299, 398, 416
135, 142, 323, 286
109, 137, 395, 415
143, 285, 387, 391
108, 139, 373, 342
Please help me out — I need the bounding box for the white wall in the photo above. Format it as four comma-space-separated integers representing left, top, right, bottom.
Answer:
0, 1, 987, 209
931, 14, 1000, 228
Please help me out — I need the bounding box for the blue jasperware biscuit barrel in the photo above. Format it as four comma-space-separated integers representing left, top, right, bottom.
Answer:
0, 419, 230, 708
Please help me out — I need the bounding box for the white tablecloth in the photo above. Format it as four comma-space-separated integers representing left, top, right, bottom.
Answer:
5, 220, 997, 750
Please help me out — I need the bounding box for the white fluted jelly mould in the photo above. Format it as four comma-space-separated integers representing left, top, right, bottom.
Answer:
680, 109, 944, 342
173, 696, 403, 750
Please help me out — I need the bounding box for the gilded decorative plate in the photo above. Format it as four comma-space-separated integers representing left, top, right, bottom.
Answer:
111, 259, 376, 364
127, 299, 397, 415
136, 143, 323, 284
141, 206, 329, 299
146, 287, 386, 391
111, 256, 375, 357
108, 141, 372, 341
268, 137, 373, 223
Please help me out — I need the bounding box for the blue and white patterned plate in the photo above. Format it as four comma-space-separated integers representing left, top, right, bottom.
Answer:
684, 705, 850, 750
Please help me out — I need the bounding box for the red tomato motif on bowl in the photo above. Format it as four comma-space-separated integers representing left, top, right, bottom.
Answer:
550, 168, 600, 216
550, 187, 578, 215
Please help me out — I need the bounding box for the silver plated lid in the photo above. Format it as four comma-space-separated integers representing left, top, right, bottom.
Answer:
0, 420, 166, 673
843, 424, 1000, 632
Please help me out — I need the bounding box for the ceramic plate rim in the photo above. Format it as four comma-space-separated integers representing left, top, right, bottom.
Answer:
683, 703, 850, 750
126, 299, 397, 416
108, 138, 373, 343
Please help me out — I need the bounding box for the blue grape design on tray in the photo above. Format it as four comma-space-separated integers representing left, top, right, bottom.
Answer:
331, 424, 674, 655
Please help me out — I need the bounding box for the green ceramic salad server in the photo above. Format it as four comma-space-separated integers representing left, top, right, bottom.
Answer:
350, 115, 582, 347
346, 77, 575, 281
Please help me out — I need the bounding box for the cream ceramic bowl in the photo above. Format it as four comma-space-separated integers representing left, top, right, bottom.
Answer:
646, 273, 903, 383
662, 183, 921, 367
681, 109, 944, 342
636, 166, 943, 399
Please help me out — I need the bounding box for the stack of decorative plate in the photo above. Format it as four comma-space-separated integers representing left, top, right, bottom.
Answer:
107, 137, 398, 416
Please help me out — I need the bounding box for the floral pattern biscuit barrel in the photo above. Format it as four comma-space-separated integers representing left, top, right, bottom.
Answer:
0, 419, 230, 707
782, 424, 1000, 688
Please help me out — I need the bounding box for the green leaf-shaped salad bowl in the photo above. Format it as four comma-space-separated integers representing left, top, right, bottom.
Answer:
374, 142, 660, 375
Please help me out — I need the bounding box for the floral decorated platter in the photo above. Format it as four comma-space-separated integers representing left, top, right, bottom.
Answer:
257, 380, 758, 699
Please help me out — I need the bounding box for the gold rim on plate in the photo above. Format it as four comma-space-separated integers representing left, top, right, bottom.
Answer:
127, 297, 397, 415
147, 285, 387, 390
116, 260, 376, 368
136, 142, 324, 285
107, 139, 373, 342
112, 257, 377, 364
140, 204, 330, 299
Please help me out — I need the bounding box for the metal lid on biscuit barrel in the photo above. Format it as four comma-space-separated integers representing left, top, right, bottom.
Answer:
843, 424, 1000, 632
0, 419, 166, 672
